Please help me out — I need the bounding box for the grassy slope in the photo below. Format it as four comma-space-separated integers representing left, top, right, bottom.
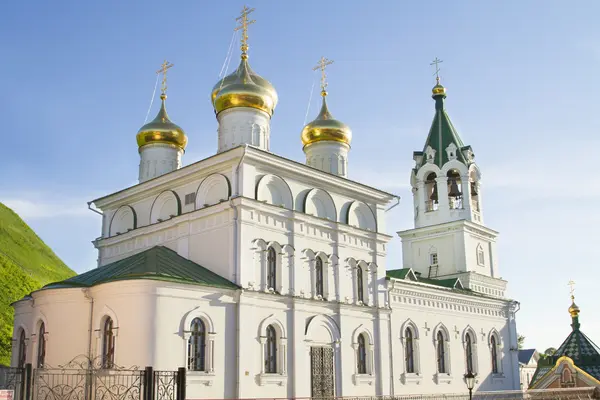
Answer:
0, 202, 75, 365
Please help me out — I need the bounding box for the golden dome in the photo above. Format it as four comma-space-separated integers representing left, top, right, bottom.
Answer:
569, 299, 581, 318
136, 95, 187, 151
212, 56, 278, 117
432, 76, 447, 97
301, 92, 352, 147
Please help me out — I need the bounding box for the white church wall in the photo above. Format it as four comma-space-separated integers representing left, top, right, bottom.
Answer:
404, 234, 458, 278
389, 282, 519, 392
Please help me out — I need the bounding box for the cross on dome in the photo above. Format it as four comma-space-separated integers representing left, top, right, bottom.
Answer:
313, 56, 334, 96
156, 60, 174, 98
235, 5, 256, 59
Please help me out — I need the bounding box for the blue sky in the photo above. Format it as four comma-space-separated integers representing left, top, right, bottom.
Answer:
1, 0, 599, 352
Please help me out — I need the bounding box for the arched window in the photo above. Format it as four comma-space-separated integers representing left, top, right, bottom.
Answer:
102, 317, 115, 369
491, 335, 499, 374
357, 266, 364, 303
267, 247, 276, 290
188, 318, 206, 371
17, 329, 26, 368
37, 323, 46, 368
465, 332, 474, 373
405, 328, 415, 373
315, 257, 324, 297
357, 334, 367, 374
436, 331, 446, 373
265, 325, 277, 373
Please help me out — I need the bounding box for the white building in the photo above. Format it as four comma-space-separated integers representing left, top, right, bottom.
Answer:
10, 9, 521, 398
518, 349, 539, 389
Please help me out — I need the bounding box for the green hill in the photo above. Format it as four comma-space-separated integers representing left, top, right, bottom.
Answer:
0, 202, 75, 365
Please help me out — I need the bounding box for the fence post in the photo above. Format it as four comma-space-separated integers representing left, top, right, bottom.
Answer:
23, 364, 32, 400
144, 367, 154, 400
176, 367, 186, 400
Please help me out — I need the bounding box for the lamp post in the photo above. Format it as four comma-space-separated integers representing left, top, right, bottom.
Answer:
464, 371, 476, 400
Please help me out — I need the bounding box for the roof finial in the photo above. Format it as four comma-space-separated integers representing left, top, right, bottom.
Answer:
156, 60, 174, 100
568, 279, 576, 301
313, 56, 334, 97
235, 5, 256, 60
430, 57, 443, 84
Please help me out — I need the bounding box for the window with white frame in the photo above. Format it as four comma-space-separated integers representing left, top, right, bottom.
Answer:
102, 317, 115, 369
265, 325, 277, 373
405, 327, 415, 373
356, 265, 365, 304
477, 245, 485, 266
188, 318, 206, 371
315, 257, 324, 298
37, 322, 46, 368
491, 334, 501, 374
357, 334, 367, 374
430, 252, 438, 266
436, 330, 446, 373
17, 329, 26, 368
267, 247, 277, 291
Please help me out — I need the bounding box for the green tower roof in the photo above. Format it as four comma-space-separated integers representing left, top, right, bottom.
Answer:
413, 82, 471, 170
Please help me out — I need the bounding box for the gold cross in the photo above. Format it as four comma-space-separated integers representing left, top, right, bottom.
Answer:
156, 60, 174, 97
235, 5, 256, 58
568, 279, 576, 299
313, 56, 334, 94
430, 57, 443, 82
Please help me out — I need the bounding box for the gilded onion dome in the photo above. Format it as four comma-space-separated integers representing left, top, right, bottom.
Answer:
136, 94, 188, 151
432, 76, 447, 97
569, 299, 581, 318
301, 91, 352, 147
212, 55, 278, 117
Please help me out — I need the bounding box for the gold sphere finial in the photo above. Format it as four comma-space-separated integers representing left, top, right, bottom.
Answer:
430, 57, 447, 97
568, 280, 580, 318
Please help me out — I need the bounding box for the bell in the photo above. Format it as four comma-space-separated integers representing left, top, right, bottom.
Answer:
448, 179, 462, 198
471, 182, 478, 196
429, 184, 439, 202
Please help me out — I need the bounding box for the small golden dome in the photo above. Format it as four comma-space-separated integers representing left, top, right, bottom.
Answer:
432, 76, 447, 97
136, 95, 187, 151
212, 57, 278, 117
569, 301, 580, 318
301, 92, 352, 147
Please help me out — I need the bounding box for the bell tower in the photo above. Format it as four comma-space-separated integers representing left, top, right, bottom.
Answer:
398, 61, 507, 298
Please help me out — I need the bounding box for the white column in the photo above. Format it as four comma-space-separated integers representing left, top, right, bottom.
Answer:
461, 173, 472, 215
280, 338, 287, 375
435, 176, 450, 212
208, 333, 216, 373
259, 337, 266, 374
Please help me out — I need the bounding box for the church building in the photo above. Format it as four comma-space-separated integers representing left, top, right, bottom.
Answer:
10, 7, 521, 398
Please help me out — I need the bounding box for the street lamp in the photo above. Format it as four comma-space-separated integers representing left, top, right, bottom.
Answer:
464, 371, 476, 400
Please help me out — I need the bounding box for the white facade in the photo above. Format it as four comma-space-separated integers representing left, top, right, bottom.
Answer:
11, 58, 520, 397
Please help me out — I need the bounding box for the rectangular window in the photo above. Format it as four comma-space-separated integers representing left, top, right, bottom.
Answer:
185, 193, 196, 206
430, 253, 438, 266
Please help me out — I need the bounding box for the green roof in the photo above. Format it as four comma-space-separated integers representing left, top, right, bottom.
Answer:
530, 314, 600, 386
415, 93, 469, 170
386, 268, 464, 290
43, 246, 239, 290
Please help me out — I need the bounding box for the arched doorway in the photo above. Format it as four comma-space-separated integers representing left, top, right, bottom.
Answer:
305, 315, 341, 398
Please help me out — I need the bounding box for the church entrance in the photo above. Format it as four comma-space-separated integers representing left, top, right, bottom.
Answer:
310, 346, 335, 399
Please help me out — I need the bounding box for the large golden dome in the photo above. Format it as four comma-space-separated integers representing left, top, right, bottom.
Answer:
301, 92, 352, 148
136, 95, 187, 151
212, 56, 278, 117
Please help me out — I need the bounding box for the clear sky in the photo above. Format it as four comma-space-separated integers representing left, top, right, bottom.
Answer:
1, 0, 598, 353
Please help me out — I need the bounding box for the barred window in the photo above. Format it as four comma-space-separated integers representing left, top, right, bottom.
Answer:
102, 317, 115, 369
17, 329, 26, 368
357, 266, 364, 303
267, 247, 276, 290
188, 318, 206, 371
315, 258, 324, 297
405, 328, 415, 373
465, 333, 474, 373
265, 325, 277, 373
436, 331, 446, 373
357, 334, 367, 374
37, 323, 46, 368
